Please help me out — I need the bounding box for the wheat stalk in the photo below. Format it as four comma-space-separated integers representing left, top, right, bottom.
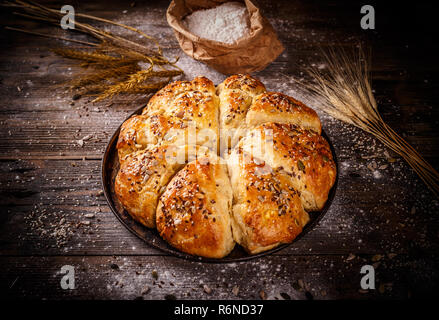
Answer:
300, 46, 439, 198
70, 63, 140, 88
4, 0, 163, 56
3, 0, 184, 101
92, 81, 170, 100
94, 70, 182, 102
51, 48, 120, 63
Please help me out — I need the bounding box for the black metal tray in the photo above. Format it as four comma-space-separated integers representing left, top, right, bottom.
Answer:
101, 104, 339, 263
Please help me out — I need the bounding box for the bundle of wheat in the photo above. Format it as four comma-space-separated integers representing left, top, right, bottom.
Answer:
4, 0, 183, 101
300, 46, 439, 198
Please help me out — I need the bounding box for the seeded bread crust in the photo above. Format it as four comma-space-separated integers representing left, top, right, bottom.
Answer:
114, 74, 336, 258
115, 144, 212, 228
246, 92, 322, 134
216, 74, 266, 153
227, 150, 309, 254
156, 154, 235, 258
117, 76, 219, 160
237, 122, 336, 211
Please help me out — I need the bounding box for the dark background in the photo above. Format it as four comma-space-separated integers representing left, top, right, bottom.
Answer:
0, 0, 438, 300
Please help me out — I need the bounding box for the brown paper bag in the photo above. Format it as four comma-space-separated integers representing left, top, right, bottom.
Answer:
167, 0, 284, 75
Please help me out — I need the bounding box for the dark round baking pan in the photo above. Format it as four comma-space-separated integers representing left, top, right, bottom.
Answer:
101, 104, 339, 263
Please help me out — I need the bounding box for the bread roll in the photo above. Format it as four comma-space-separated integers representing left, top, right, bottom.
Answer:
117, 77, 219, 161
227, 150, 309, 254
143, 76, 217, 116
216, 74, 266, 153
117, 114, 151, 161
156, 154, 235, 258
246, 92, 322, 134
115, 144, 212, 228
237, 122, 336, 211
115, 75, 337, 258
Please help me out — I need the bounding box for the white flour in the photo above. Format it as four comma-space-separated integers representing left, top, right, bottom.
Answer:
183, 2, 250, 44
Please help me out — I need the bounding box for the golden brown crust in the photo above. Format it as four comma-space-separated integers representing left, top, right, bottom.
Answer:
115, 144, 213, 228
237, 122, 336, 211
217, 74, 266, 153
227, 151, 309, 254
217, 74, 266, 95
246, 92, 322, 134
117, 77, 219, 161
116, 115, 150, 161
114, 75, 337, 258
156, 155, 235, 258
115, 145, 181, 228
143, 76, 217, 116
116, 114, 182, 161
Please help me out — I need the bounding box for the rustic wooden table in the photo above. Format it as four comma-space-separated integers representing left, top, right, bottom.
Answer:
0, 0, 438, 300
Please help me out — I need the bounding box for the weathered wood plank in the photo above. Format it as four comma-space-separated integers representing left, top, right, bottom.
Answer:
0, 0, 438, 300
1, 254, 437, 300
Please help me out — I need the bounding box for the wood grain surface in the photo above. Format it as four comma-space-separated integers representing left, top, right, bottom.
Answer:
0, 0, 438, 300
